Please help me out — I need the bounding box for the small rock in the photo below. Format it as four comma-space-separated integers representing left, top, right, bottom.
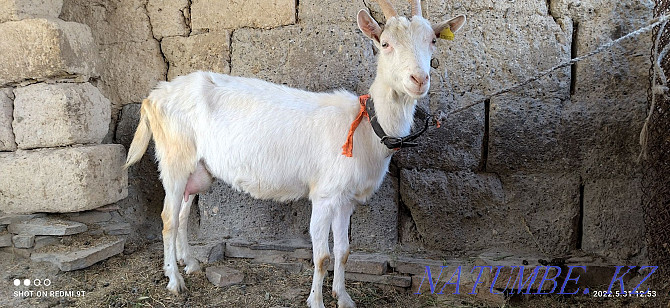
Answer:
8, 218, 87, 236
12, 234, 35, 248
0, 214, 46, 225
102, 222, 131, 235
34, 236, 59, 250
0, 233, 12, 247
31, 238, 125, 271
205, 266, 244, 287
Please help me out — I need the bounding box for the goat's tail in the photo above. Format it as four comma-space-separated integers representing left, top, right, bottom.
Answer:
124, 99, 153, 169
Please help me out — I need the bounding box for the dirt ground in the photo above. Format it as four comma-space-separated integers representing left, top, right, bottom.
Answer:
1, 240, 667, 308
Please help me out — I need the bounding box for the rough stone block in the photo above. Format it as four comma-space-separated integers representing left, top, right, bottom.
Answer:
8, 218, 87, 236
34, 236, 59, 250
351, 176, 398, 250
298, 0, 364, 24
399, 169, 505, 253
231, 24, 375, 94
225, 239, 312, 263
395, 101, 483, 172
0, 18, 97, 85
146, 0, 190, 39
101, 222, 131, 235
346, 272, 411, 288
191, 0, 295, 32
0, 0, 63, 22
12, 234, 34, 248
488, 95, 576, 173
389, 256, 445, 275
0, 233, 11, 247
400, 170, 579, 255
12, 83, 110, 149
198, 180, 311, 242
192, 242, 225, 264
31, 237, 124, 271
161, 32, 231, 81
498, 173, 581, 255
205, 266, 243, 287
60, 0, 166, 106
0, 213, 46, 225
0, 145, 128, 214
66, 211, 112, 224
328, 253, 388, 275
0, 88, 15, 151
583, 178, 644, 260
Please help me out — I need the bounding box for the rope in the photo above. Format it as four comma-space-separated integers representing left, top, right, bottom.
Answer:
438, 14, 670, 124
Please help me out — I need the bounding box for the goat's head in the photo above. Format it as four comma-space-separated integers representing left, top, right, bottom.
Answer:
357, 0, 466, 99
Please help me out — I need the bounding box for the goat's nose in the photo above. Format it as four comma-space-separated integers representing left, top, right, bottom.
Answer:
410, 73, 429, 86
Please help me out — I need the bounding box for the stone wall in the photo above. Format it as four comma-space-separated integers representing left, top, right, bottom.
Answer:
48, 0, 654, 264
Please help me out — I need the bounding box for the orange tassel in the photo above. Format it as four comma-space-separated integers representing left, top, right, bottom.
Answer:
341, 95, 370, 157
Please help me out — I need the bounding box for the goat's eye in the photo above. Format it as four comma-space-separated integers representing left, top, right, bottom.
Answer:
381, 42, 389, 48
431, 38, 437, 44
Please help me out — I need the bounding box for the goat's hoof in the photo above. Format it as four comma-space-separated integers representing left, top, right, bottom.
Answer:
336, 292, 355, 308
166, 275, 187, 294
184, 261, 201, 274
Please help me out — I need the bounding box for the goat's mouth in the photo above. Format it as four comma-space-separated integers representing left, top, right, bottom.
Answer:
404, 85, 429, 98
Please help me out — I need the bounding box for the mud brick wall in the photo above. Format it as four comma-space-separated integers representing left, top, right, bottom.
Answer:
36, 0, 654, 263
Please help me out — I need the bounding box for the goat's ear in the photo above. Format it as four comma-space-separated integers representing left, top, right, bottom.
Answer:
357, 9, 382, 43
433, 15, 466, 40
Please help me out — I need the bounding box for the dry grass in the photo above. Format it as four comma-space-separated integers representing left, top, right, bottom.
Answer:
1, 241, 667, 308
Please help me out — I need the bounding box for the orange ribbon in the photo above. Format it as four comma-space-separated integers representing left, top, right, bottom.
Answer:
341, 94, 371, 157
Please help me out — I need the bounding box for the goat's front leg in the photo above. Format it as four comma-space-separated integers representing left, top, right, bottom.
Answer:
307, 198, 334, 308
331, 202, 355, 308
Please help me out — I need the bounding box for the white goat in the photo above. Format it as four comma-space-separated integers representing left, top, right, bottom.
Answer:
124, 1, 465, 307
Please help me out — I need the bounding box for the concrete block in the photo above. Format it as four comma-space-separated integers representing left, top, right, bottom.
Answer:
191, 0, 295, 32
146, 0, 189, 39
231, 24, 375, 94
205, 266, 243, 287
0, 145, 128, 214
583, 178, 645, 260
0, 0, 63, 22
12, 234, 34, 248
0, 18, 97, 85
161, 32, 231, 81
8, 218, 87, 236
12, 83, 110, 149
0, 233, 11, 247
31, 237, 124, 271
0, 88, 15, 151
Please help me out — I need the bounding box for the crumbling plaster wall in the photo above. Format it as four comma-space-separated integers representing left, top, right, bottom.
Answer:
60, 0, 653, 262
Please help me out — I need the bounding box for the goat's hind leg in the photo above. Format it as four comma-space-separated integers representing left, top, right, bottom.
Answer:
160, 175, 189, 294
176, 161, 213, 274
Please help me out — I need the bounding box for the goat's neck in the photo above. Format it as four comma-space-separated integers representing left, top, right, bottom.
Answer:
368, 80, 417, 138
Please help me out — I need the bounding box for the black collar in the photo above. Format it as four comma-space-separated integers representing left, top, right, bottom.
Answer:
364, 97, 431, 150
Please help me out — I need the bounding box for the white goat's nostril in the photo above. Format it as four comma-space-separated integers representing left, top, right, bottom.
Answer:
410, 74, 429, 86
